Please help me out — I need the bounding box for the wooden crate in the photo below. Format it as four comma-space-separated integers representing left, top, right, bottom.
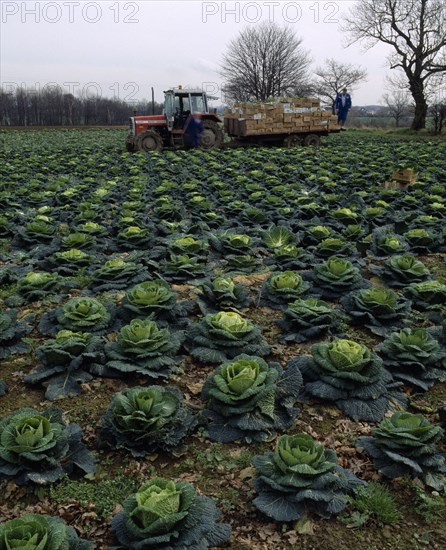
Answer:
391, 168, 418, 184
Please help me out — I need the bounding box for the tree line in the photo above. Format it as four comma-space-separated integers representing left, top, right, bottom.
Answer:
0, 88, 163, 127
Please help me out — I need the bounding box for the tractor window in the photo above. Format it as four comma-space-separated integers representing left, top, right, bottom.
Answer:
165, 94, 174, 118
181, 95, 191, 114
191, 95, 205, 113
173, 95, 180, 115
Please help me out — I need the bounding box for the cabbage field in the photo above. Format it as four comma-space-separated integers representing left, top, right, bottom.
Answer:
0, 128, 445, 549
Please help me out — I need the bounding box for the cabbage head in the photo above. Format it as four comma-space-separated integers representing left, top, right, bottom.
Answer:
99, 386, 196, 456
377, 328, 446, 391
290, 339, 403, 422
357, 412, 446, 483
341, 287, 411, 336
186, 311, 270, 364
0, 407, 95, 484
252, 434, 364, 521
111, 477, 231, 549
261, 271, 310, 308
311, 256, 366, 298
277, 297, 341, 344
97, 318, 184, 379
41, 297, 114, 335
202, 354, 302, 443
0, 513, 93, 549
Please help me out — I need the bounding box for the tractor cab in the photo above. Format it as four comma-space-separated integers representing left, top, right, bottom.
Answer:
126, 87, 222, 152
164, 88, 209, 130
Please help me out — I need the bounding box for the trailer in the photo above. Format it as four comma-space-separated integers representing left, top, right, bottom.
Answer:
224, 97, 340, 147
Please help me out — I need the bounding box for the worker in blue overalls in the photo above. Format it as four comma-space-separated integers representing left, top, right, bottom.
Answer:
186, 115, 204, 147
335, 88, 352, 130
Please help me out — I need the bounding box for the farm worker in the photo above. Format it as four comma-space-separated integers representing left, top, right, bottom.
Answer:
335, 88, 352, 129
187, 115, 204, 147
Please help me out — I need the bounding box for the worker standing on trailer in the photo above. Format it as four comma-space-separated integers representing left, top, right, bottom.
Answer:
187, 115, 204, 147
335, 88, 352, 129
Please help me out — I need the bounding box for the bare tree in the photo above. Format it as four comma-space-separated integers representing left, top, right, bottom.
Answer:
342, 0, 446, 130
382, 91, 412, 127
381, 75, 413, 127
314, 59, 367, 113
220, 22, 312, 102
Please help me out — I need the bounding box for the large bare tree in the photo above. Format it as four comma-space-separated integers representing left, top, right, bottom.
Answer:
220, 22, 311, 102
343, 0, 446, 130
314, 59, 367, 113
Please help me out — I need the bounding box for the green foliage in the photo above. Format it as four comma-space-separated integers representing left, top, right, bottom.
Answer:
49, 471, 139, 518
94, 318, 183, 379
404, 279, 446, 309
345, 481, 401, 526
197, 277, 251, 313
411, 485, 446, 522
0, 308, 31, 358
370, 254, 431, 287
370, 228, 409, 258
262, 225, 296, 249
120, 279, 192, 326
16, 271, 62, 301
89, 257, 149, 291
39, 297, 114, 335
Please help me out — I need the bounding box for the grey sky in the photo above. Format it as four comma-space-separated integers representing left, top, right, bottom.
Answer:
1, 0, 394, 106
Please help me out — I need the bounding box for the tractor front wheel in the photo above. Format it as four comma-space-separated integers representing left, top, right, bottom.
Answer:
136, 130, 163, 152
303, 134, 321, 147
200, 120, 223, 149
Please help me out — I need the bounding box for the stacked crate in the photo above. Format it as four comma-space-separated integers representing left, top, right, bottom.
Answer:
224, 98, 338, 136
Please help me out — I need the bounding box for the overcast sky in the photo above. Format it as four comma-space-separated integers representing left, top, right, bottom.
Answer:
1, 0, 395, 106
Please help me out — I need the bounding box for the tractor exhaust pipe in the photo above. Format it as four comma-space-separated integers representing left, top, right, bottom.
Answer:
151, 87, 155, 115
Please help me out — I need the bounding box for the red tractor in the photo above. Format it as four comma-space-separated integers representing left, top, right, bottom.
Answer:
126, 87, 223, 152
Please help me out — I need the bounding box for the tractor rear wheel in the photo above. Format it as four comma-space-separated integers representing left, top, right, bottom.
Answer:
136, 130, 163, 152
200, 120, 223, 149
303, 134, 321, 147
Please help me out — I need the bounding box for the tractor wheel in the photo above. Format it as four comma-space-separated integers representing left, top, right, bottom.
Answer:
303, 134, 321, 147
136, 130, 163, 152
200, 120, 223, 149
283, 134, 303, 148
